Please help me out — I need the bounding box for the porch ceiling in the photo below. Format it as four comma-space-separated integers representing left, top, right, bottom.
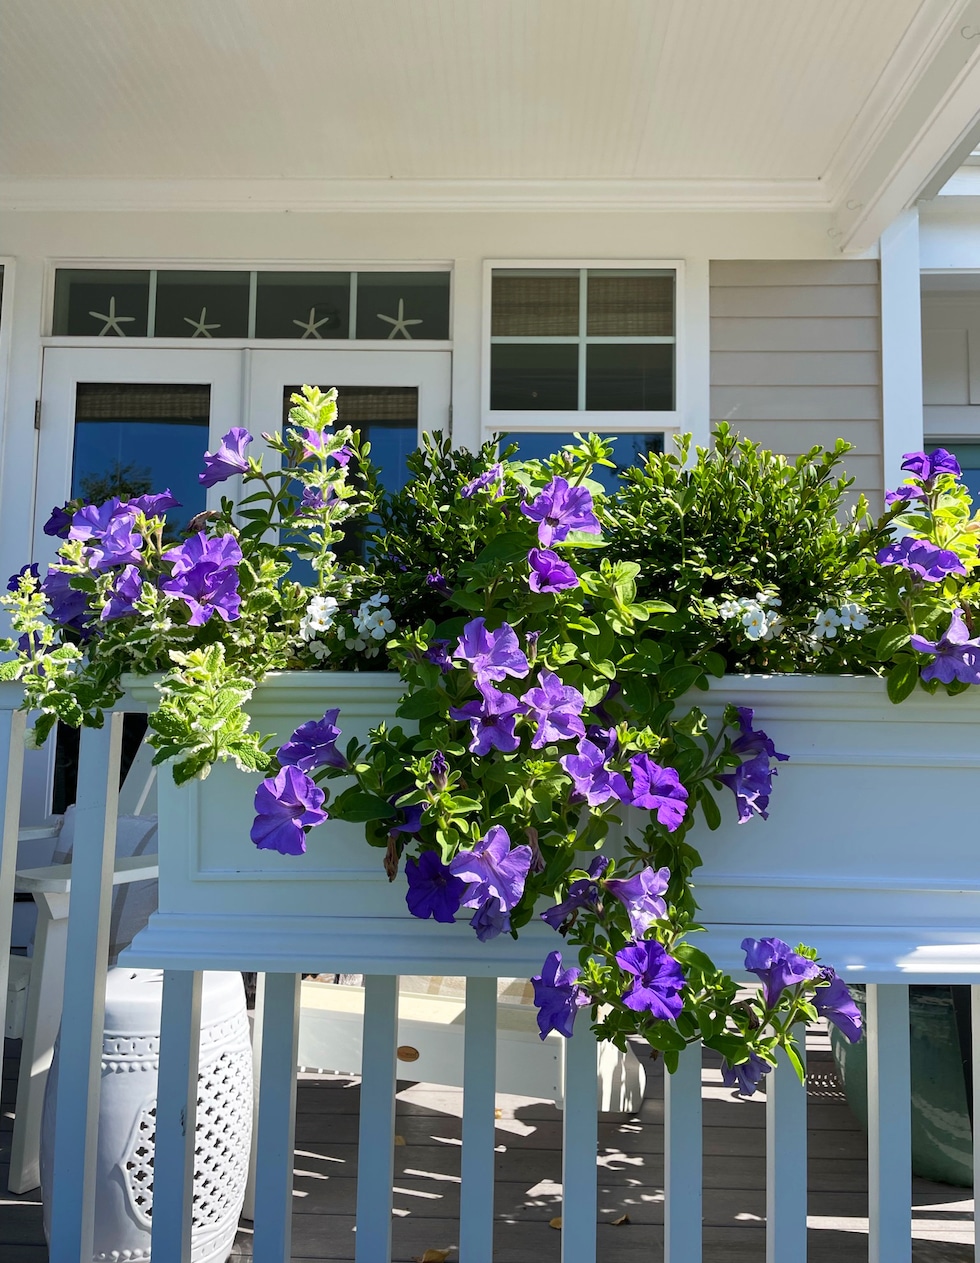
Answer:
3, 0, 980, 250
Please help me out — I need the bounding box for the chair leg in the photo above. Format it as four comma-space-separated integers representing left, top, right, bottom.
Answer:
9, 892, 69, 1194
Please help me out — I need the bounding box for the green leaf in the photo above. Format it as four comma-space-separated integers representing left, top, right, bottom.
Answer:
396, 689, 445, 720
331, 792, 395, 823
876, 624, 911, 661
700, 790, 722, 831
886, 657, 919, 704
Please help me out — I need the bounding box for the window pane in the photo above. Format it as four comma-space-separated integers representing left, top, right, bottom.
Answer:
500, 431, 664, 492
944, 444, 980, 503
355, 272, 450, 340
255, 272, 351, 339
52, 269, 150, 337
490, 344, 579, 411
586, 343, 674, 411
491, 270, 580, 336
586, 270, 674, 336
71, 383, 210, 535
154, 270, 250, 338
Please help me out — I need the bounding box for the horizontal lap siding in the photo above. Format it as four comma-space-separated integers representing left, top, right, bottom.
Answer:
709, 261, 883, 507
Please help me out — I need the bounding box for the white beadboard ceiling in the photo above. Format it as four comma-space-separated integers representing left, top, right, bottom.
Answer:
2, 0, 980, 247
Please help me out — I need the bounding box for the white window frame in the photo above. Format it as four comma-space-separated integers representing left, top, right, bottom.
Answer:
480, 258, 684, 438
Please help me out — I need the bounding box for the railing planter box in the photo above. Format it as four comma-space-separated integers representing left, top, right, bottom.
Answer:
124, 671, 980, 983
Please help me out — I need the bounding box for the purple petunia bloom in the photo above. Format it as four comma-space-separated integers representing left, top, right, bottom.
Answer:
520, 477, 601, 547
453, 617, 530, 688
199, 427, 252, 487
901, 449, 962, 481
604, 866, 670, 938
531, 950, 589, 1039
540, 855, 610, 930
615, 940, 686, 1019
388, 799, 425, 838
7, 563, 39, 592
160, 532, 242, 626
522, 669, 586, 749
101, 565, 143, 621
876, 536, 967, 582
729, 707, 790, 765
741, 937, 821, 1007
129, 489, 181, 518
43, 504, 74, 538
278, 708, 346, 772
163, 531, 242, 576
429, 751, 449, 792
884, 484, 930, 507
449, 825, 532, 912
250, 766, 328, 856
40, 568, 89, 632
720, 1053, 772, 1096
70, 499, 144, 571
469, 896, 511, 941
527, 547, 579, 594
423, 639, 452, 673
718, 754, 778, 823
297, 485, 333, 512
814, 970, 863, 1043
424, 570, 450, 594
300, 431, 351, 466
450, 685, 522, 755
405, 852, 466, 923
560, 738, 630, 807
461, 463, 504, 499
909, 609, 980, 686
628, 756, 689, 832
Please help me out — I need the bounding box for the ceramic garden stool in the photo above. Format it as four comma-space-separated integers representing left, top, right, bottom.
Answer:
40, 967, 253, 1263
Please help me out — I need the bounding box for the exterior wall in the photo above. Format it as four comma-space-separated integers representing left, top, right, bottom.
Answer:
709, 260, 883, 506
921, 289, 980, 440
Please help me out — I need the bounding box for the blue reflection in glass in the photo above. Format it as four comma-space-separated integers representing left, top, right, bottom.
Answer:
498, 431, 665, 492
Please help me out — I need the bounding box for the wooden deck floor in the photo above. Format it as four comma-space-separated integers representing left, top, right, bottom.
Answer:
2, 1031, 974, 1262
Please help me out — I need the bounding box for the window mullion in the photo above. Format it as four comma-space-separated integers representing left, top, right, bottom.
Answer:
577, 269, 588, 411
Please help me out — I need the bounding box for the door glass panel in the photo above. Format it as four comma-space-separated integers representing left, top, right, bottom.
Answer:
499, 431, 665, 492
354, 273, 450, 341
52, 269, 151, 337
154, 270, 250, 338
255, 272, 351, 339
70, 383, 211, 535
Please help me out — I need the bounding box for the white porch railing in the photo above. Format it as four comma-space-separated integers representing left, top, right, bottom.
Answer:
0, 687, 969, 1263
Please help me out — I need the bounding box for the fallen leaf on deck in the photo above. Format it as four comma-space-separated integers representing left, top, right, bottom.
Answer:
413, 1250, 454, 1262
611, 1214, 631, 1225
394, 1135, 406, 1146
494, 1108, 502, 1119
549, 1217, 562, 1229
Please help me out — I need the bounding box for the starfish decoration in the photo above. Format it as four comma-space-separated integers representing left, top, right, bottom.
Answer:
292, 307, 331, 339
377, 298, 423, 340
183, 307, 221, 338
88, 297, 135, 337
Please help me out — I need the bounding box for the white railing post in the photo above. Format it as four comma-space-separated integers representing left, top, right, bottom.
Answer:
48, 712, 124, 1261
0, 704, 26, 1045
151, 969, 204, 1262
867, 983, 911, 1263
766, 1030, 807, 1262
355, 973, 399, 1263
460, 975, 497, 1262
560, 1021, 597, 1263
253, 971, 301, 1263
972, 986, 980, 1263
664, 1040, 702, 1263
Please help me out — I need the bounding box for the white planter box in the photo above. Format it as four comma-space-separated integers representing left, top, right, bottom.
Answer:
125, 672, 980, 982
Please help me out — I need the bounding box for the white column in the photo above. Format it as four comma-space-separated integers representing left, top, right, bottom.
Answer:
880, 209, 924, 492
0, 705, 25, 1043
355, 973, 399, 1263
460, 975, 497, 1262
253, 971, 301, 1263
560, 1022, 598, 1263
450, 256, 483, 451
766, 1033, 807, 1263
867, 983, 911, 1263
664, 1041, 702, 1263
681, 258, 711, 454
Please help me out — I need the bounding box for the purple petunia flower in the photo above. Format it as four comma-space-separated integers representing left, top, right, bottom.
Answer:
522, 669, 586, 749
70, 499, 144, 571
531, 950, 589, 1039
540, 855, 610, 930
469, 895, 511, 941
527, 547, 579, 594
449, 685, 522, 755
43, 504, 74, 538
163, 531, 242, 576
199, 427, 252, 487
250, 766, 328, 856
300, 431, 351, 466
628, 756, 689, 832
604, 866, 670, 938
884, 484, 930, 508
278, 708, 346, 772
101, 565, 143, 621
388, 799, 425, 838
729, 707, 790, 765
297, 485, 333, 512
7, 563, 39, 593
520, 477, 601, 547
718, 754, 778, 823
813, 970, 863, 1043
449, 825, 532, 912
876, 536, 967, 582
909, 609, 980, 686
741, 937, 821, 1007
615, 940, 686, 1019
424, 570, 450, 594
160, 532, 242, 626
423, 639, 452, 673
720, 1053, 772, 1096
429, 751, 449, 792
453, 617, 530, 688
405, 852, 466, 923
128, 489, 181, 517
560, 738, 630, 807
40, 568, 89, 632
901, 449, 962, 482
461, 463, 504, 499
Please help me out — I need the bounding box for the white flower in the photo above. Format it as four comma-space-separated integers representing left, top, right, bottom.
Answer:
299, 594, 339, 641
762, 614, 785, 641
838, 602, 869, 632
741, 606, 767, 640
307, 639, 332, 660
812, 608, 841, 639
718, 599, 743, 620
345, 635, 368, 652
756, 592, 782, 608
353, 594, 396, 641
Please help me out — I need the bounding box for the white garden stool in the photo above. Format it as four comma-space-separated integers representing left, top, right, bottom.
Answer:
40, 968, 253, 1263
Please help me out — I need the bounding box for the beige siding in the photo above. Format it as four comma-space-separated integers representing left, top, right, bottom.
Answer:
709, 260, 883, 505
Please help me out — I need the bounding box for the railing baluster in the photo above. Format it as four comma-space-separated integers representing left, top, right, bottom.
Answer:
254, 972, 301, 1263
460, 975, 497, 1262
665, 1040, 702, 1263
151, 969, 203, 1262
867, 983, 911, 1263
560, 1021, 597, 1263
0, 705, 25, 1048
973, 986, 980, 1263
766, 1029, 807, 1262
48, 712, 124, 1260
355, 973, 399, 1263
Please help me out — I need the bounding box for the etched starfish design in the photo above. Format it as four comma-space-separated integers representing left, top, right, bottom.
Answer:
183, 307, 221, 338
88, 297, 135, 337
377, 298, 423, 340
292, 307, 331, 339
